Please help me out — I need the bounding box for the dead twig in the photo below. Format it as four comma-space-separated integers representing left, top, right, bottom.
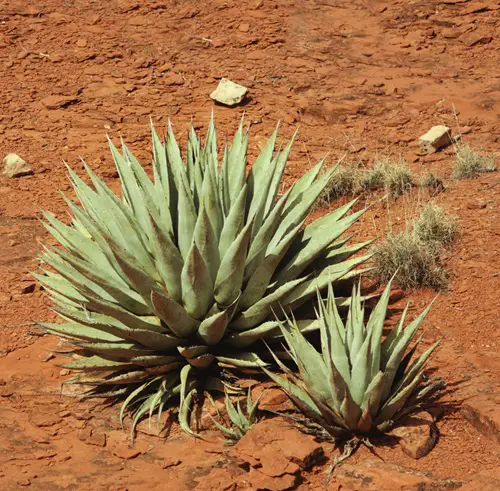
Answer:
20, 43, 51, 59
30, 50, 50, 58
191, 36, 213, 44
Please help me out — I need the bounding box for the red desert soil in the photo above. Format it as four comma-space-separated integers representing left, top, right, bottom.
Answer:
0, 0, 499, 489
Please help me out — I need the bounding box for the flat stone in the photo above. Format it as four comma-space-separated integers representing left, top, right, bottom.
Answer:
86, 430, 107, 447
113, 447, 142, 460
201, 467, 241, 491
461, 3, 490, 15
460, 466, 500, 490
77, 427, 92, 441
336, 459, 463, 490
277, 433, 325, 470
71, 410, 92, 420
30, 413, 62, 428
159, 62, 173, 72
0, 387, 14, 397
198, 399, 226, 431
3, 154, 33, 178
466, 201, 487, 210
442, 28, 464, 39
256, 387, 292, 412
164, 73, 184, 86
246, 467, 297, 491
212, 39, 225, 48
162, 457, 181, 469
40, 352, 55, 362
40, 95, 78, 109
258, 444, 300, 477
462, 395, 500, 445
210, 78, 248, 106
231, 418, 324, 476
391, 413, 438, 459
34, 450, 58, 460
419, 125, 452, 153
461, 32, 493, 47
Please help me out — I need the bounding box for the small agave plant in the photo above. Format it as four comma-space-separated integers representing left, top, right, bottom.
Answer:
264, 279, 443, 467
35, 116, 371, 437
211, 388, 263, 443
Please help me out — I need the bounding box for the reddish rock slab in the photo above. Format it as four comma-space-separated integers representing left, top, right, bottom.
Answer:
40, 95, 78, 109
232, 418, 324, 471
113, 447, 141, 460
227, 418, 325, 489
334, 459, 463, 490
30, 413, 62, 428
245, 466, 298, 491
462, 395, 500, 445
253, 386, 291, 412
391, 412, 438, 459
459, 466, 500, 490
86, 430, 107, 447
460, 32, 493, 47
162, 457, 181, 469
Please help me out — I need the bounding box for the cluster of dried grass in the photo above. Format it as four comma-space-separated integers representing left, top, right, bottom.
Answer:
372, 204, 458, 291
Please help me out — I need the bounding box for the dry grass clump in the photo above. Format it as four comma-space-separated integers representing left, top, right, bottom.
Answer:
314, 164, 360, 208
360, 165, 384, 191
452, 144, 496, 179
419, 172, 445, 192
372, 204, 457, 291
314, 157, 451, 211
413, 204, 457, 253
372, 230, 448, 290
361, 157, 413, 197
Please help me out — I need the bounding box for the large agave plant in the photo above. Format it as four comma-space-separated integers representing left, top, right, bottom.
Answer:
36, 117, 370, 436
264, 279, 443, 443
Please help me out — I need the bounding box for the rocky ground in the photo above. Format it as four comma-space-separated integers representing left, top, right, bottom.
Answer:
0, 0, 499, 489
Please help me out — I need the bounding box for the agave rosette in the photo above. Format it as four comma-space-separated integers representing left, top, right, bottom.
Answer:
264, 280, 442, 438
36, 117, 370, 435
211, 388, 263, 443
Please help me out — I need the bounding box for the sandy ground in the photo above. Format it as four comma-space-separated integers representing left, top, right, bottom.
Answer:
0, 1, 499, 489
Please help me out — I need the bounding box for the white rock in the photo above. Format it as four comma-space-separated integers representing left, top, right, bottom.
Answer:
210, 78, 248, 106
2, 153, 33, 178
419, 125, 452, 153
